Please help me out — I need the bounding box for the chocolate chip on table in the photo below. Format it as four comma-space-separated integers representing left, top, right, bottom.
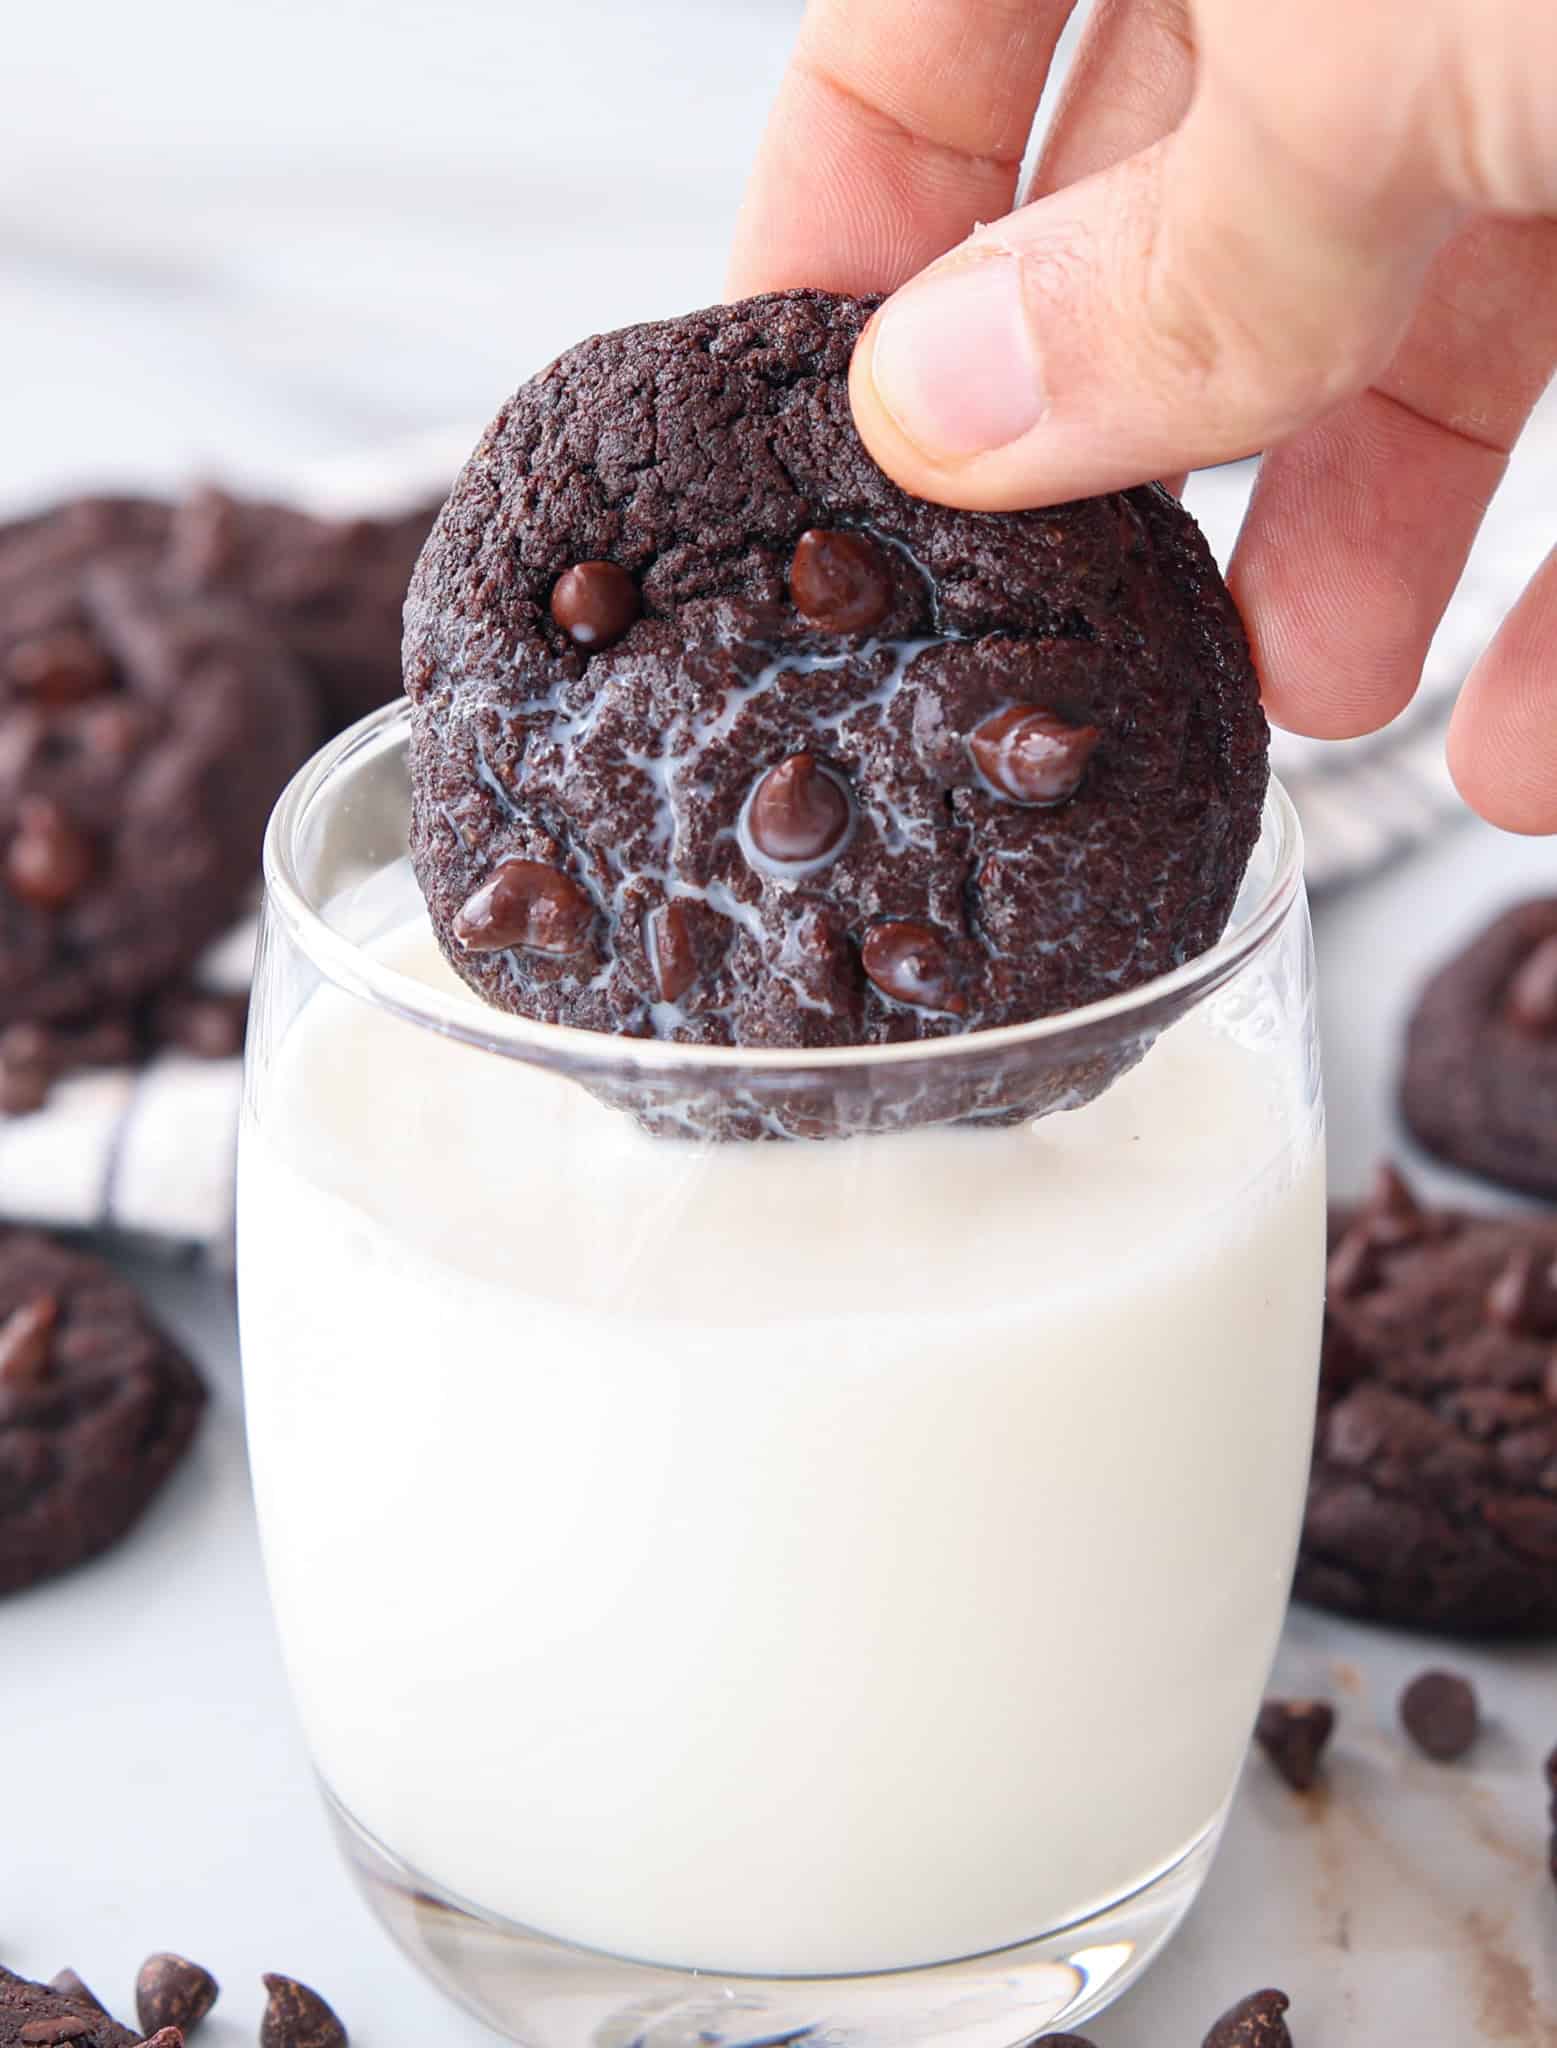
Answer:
861, 921, 965, 1014
549, 561, 640, 651
452, 859, 597, 956
1484, 1248, 1557, 1338
968, 704, 1100, 806
1399, 1669, 1479, 1761
4, 799, 95, 911
1255, 1697, 1335, 1791
259, 1975, 346, 2048
45, 1973, 108, 2019
135, 1955, 218, 2037
743, 754, 852, 869
0, 1293, 57, 1388
644, 901, 700, 1004
788, 529, 892, 635
1505, 934, 1557, 1036
6, 631, 114, 706
1201, 1988, 1293, 2047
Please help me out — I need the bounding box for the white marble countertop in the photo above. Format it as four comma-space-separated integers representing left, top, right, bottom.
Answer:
3, 4, 1556, 2041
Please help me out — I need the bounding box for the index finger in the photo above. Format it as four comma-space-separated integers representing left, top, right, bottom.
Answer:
727, 0, 1079, 301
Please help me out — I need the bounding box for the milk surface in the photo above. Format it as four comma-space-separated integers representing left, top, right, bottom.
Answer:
239, 896, 1324, 1977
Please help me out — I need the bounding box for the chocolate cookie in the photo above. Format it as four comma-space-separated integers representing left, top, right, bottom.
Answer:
0, 1964, 141, 2048
1296, 1165, 1557, 1633
1401, 898, 1557, 1200
168, 487, 436, 736
406, 291, 1266, 1117
0, 1229, 206, 1595
1, 520, 314, 1028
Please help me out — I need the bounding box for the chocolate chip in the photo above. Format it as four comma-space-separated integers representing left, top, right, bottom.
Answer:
6, 630, 114, 706
47, 1971, 109, 2018
1201, 1988, 1293, 2048
744, 754, 852, 869
1506, 935, 1557, 1037
1399, 1668, 1478, 1760
861, 920, 965, 1013
969, 704, 1100, 805
136, 1954, 219, 2036
139, 2033, 185, 2048
645, 901, 699, 1003
1360, 1160, 1431, 1245
18, 2021, 95, 2045
1255, 1696, 1334, 1790
152, 989, 249, 1060
260, 1975, 347, 2048
1485, 1248, 1557, 1338
549, 561, 640, 651
0, 1059, 51, 1116
5, 798, 95, 910
453, 859, 596, 955
0, 1294, 57, 1388
788, 529, 892, 634
1327, 1226, 1382, 1300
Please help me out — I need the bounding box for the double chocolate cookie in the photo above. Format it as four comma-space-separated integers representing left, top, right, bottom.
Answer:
168, 487, 436, 736
1, 512, 314, 1029
1401, 898, 1557, 1200
1297, 1165, 1557, 1633
406, 291, 1267, 1117
0, 1229, 206, 1595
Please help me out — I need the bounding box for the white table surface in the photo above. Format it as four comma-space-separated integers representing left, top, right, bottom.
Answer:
4, 2, 1557, 2038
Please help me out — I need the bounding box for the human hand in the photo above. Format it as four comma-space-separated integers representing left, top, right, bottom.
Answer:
729, 0, 1557, 830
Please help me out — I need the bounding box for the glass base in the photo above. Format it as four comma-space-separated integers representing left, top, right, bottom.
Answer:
327, 1790, 1222, 2048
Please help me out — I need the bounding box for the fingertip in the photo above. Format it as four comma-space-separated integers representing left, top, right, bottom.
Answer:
1446, 673, 1557, 836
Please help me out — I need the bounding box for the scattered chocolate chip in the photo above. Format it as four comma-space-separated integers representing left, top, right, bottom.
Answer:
453, 859, 596, 956
4, 798, 95, 910
18, 2021, 94, 2045
1399, 1669, 1479, 1760
1360, 1160, 1430, 1245
1327, 1226, 1382, 1301
788, 529, 892, 634
969, 704, 1100, 805
151, 989, 249, 1060
1485, 1249, 1557, 1338
1202, 1988, 1293, 2048
549, 561, 640, 651
259, 1975, 346, 2048
1255, 1696, 1335, 1791
136, 1955, 218, 2037
0, 1060, 51, 1116
1505, 935, 1557, 1037
743, 754, 852, 868
6, 630, 114, 706
861, 920, 965, 1014
46, 1971, 108, 2018
0, 1294, 57, 1388
645, 901, 699, 1003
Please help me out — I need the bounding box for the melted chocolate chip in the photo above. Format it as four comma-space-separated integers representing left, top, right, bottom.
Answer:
861, 921, 964, 1013
6, 631, 114, 706
5, 799, 95, 910
744, 754, 852, 869
550, 561, 640, 651
0, 1295, 57, 1387
969, 704, 1100, 805
1399, 1668, 1479, 1760
136, 1954, 219, 2037
453, 859, 596, 956
260, 1974, 347, 2048
1254, 1697, 1335, 1791
645, 901, 699, 1003
1485, 1248, 1557, 1337
789, 529, 892, 634
1506, 935, 1557, 1037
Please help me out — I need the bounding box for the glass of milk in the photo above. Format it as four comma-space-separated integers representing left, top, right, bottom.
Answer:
239, 702, 1324, 2048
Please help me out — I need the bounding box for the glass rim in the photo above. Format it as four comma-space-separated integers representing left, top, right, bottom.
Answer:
261, 700, 1305, 1079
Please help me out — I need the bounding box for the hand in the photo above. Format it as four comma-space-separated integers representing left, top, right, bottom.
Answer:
729, 0, 1557, 831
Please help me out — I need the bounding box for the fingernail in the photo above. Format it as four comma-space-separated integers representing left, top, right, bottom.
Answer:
868, 254, 1045, 461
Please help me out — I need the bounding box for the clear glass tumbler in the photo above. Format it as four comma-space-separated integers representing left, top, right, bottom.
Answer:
239, 702, 1324, 2048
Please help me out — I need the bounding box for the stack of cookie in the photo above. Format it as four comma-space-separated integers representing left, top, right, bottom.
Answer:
0, 488, 436, 1113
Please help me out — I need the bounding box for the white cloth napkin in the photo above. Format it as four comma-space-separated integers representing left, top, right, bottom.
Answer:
3, 400, 1549, 1255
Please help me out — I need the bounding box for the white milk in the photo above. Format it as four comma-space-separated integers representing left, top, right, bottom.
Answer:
239, 904, 1324, 1978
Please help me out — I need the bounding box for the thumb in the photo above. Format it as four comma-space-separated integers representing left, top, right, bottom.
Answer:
850, 83, 1459, 511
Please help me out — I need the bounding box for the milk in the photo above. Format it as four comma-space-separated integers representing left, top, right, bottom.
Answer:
239, 896, 1324, 1978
